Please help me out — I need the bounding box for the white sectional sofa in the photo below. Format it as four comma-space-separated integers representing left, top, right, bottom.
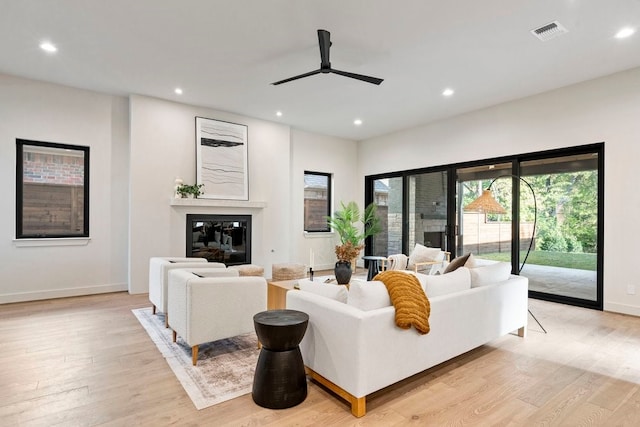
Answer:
286, 263, 528, 417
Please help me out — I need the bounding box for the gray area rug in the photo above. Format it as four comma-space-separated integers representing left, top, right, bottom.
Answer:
132, 307, 259, 409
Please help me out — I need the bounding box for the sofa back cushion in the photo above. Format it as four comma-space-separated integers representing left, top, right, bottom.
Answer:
347, 279, 391, 311
423, 267, 471, 297
469, 262, 512, 287
298, 279, 348, 303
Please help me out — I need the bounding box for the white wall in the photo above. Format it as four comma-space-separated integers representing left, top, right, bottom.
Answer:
5, 67, 637, 316
0, 74, 129, 303
359, 67, 640, 316
128, 95, 292, 293
290, 129, 360, 271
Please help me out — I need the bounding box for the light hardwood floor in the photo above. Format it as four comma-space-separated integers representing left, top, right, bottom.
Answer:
2, 292, 640, 426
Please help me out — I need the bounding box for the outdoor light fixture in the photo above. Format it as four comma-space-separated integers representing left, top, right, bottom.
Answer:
464, 174, 546, 333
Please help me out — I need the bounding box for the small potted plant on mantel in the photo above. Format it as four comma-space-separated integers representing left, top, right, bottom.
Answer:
176, 183, 204, 198
326, 201, 381, 284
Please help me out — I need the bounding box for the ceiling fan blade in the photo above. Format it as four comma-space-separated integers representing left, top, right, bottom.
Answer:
271, 69, 322, 85
317, 29, 331, 68
331, 68, 384, 85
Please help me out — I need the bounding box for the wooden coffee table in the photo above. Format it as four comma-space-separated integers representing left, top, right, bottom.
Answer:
267, 279, 298, 310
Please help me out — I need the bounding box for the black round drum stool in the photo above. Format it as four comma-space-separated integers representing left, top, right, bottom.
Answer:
252, 309, 309, 409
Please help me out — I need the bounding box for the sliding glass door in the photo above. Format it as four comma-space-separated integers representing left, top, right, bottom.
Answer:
456, 162, 513, 262
408, 171, 448, 252
369, 171, 448, 257
370, 176, 403, 257
519, 153, 601, 303
366, 143, 603, 310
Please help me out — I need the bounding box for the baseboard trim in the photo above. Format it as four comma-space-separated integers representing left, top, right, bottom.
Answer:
604, 302, 640, 317
0, 283, 128, 304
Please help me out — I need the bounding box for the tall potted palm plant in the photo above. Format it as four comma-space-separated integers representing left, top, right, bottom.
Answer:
326, 201, 381, 284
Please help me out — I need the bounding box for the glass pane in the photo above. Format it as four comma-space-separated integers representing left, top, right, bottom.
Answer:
456, 163, 512, 262
186, 214, 251, 265
372, 177, 402, 256
408, 171, 447, 252
520, 153, 599, 301
304, 172, 330, 231
22, 144, 86, 236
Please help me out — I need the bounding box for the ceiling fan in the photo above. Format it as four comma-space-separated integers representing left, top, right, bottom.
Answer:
271, 29, 384, 86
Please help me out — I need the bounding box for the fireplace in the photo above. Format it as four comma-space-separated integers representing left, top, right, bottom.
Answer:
186, 214, 251, 265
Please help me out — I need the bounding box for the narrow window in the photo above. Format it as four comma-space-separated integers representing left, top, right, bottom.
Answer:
304, 171, 331, 232
16, 139, 90, 238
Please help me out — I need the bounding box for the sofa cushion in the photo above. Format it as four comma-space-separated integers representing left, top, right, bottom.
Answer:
466, 254, 498, 268
469, 262, 512, 287
423, 267, 471, 297
407, 243, 444, 271
347, 279, 391, 311
298, 279, 348, 303
443, 253, 471, 274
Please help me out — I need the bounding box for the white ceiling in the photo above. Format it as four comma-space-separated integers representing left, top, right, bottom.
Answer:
1, 0, 639, 141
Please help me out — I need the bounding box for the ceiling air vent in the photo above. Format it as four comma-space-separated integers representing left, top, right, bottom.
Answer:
531, 21, 568, 41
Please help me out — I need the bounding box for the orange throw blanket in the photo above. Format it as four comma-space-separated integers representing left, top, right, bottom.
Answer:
373, 270, 431, 334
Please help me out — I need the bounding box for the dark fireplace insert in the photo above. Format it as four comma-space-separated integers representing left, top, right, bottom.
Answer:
186, 214, 251, 266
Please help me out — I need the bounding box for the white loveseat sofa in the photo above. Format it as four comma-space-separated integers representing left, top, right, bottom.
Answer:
168, 268, 267, 365
286, 263, 528, 417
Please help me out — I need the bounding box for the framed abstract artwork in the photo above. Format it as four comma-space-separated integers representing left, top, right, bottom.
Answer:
195, 117, 248, 200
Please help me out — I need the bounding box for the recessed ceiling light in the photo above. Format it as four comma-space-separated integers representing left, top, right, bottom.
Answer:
442, 88, 454, 97
354, 119, 363, 126
174, 88, 183, 95
615, 27, 635, 39
39, 41, 57, 53
276, 111, 282, 117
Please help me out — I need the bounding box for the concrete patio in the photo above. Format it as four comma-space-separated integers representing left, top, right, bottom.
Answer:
520, 263, 597, 301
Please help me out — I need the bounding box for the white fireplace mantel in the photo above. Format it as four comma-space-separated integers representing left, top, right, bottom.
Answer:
170, 198, 267, 209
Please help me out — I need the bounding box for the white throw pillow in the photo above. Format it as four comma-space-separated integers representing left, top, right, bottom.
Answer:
407, 243, 444, 271
298, 279, 348, 303
423, 267, 471, 298
347, 279, 391, 311
469, 262, 512, 287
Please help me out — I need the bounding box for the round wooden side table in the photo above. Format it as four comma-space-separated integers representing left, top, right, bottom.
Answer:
252, 309, 309, 409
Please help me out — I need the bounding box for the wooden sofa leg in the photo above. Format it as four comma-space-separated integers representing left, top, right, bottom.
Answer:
192, 345, 199, 366
306, 367, 367, 417
518, 326, 527, 338
165, 315, 169, 328
172, 330, 177, 343
152, 305, 156, 315
351, 396, 366, 417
